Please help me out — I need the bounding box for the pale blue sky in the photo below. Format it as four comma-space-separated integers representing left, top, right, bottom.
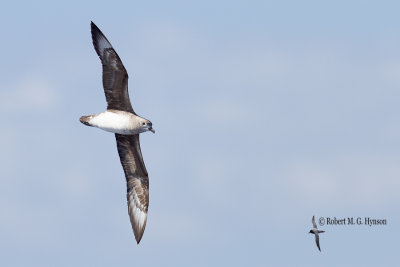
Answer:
1, 1, 399, 266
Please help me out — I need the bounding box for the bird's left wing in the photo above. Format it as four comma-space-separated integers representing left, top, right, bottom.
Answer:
91, 21, 135, 114
115, 134, 149, 244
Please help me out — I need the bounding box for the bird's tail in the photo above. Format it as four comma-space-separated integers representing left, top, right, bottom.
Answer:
79, 115, 93, 126
318, 230, 325, 233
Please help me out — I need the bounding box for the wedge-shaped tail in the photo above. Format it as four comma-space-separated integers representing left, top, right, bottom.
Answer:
79, 115, 93, 126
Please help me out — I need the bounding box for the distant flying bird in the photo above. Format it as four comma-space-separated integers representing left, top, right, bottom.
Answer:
80, 21, 154, 244
309, 216, 325, 251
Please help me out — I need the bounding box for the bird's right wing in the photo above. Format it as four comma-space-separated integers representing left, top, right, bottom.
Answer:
91, 21, 135, 114
312, 216, 318, 229
315, 234, 321, 251
115, 134, 149, 243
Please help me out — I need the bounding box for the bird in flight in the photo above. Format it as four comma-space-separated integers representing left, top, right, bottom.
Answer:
80, 21, 154, 244
309, 216, 325, 251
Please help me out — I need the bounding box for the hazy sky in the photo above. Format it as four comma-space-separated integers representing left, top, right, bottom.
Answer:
1, 1, 399, 266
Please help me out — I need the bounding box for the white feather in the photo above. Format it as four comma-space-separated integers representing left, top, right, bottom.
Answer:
89, 110, 142, 134
129, 194, 147, 232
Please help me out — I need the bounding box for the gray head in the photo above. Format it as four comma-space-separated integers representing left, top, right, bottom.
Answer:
139, 118, 155, 133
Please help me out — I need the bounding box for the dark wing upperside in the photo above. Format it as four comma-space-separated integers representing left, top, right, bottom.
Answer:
312, 216, 318, 229
315, 233, 321, 251
91, 21, 135, 113
115, 134, 149, 243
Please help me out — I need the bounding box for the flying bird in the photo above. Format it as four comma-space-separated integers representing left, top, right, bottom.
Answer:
80, 21, 154, 244
309, 216, 325, 251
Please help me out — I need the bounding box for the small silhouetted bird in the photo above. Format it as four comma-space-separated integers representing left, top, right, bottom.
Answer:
309, 216, 325, 251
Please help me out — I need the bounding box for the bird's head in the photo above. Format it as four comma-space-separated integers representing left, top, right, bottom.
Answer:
138, 118, 155, 133
308, 230, 313, 234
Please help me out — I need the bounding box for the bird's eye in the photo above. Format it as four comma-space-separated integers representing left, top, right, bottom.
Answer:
142, 122, 146, 126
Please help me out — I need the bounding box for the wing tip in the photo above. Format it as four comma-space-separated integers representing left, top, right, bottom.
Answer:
90, 21, 113, 58
133, 215, 148, 244
135, 232, 144, 244
90, 21, 101, 56
127, 192, 148, 245
90, 21, 100, 35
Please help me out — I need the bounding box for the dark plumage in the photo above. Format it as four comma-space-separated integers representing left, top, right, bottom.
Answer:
309, 216, 325, 251
91, 22, 134, 114
83, 21, 151, 244
115, 134, 149, 243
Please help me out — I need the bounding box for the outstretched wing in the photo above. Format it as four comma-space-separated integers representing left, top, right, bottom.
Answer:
115, 134, 149, 243
315, 234, 321, 251
312, 215, 318, 229
91, 21, 134, 113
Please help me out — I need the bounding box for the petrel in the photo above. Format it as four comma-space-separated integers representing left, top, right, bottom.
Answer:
80, 21, 154, 244
309, 216, 325, 251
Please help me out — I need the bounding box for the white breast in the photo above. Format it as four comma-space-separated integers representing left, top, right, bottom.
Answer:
90, 110, 139, 134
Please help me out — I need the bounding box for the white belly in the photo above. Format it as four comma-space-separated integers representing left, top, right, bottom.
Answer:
90, 110, 138, 134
